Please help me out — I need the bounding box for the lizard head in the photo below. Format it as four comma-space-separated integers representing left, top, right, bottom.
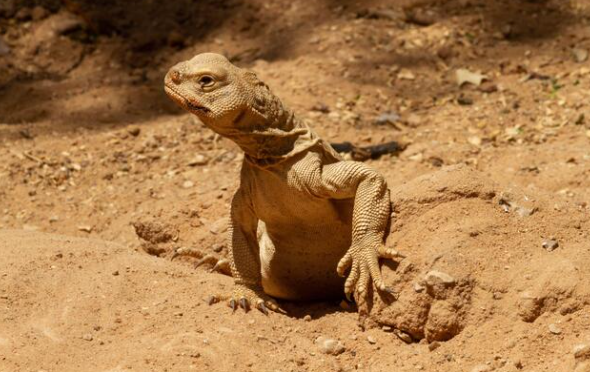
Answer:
164, 52, 289, 137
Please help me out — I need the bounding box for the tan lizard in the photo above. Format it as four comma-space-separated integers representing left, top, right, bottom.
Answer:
164, 53, 402, 317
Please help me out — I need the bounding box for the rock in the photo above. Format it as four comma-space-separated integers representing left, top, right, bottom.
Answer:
374, 111, 400, 126
303, 315, 312, 321
456, 69, 488, 87
398, 69, 416, 80
471, 364, 492, 372
188, 154, 208, 166
315, 336, 345, 355
77, 225, 93, 233
367, 335, 377, 344
548, 324, 562, 335
428, 341, 441, 351
573, 48, 589, 63
405, 113, 422, 127
82, 333, 93, 341
127, 127, 141, 137
209, 218, 228, 235
182, 180, 194, 189
413, 283, 425, 293
393, 329, 413, 344
404, 8, 437, 26
424, 270, 456, 288
542, 239, 559, 252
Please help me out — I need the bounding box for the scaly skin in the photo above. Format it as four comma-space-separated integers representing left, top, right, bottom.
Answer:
164, 53, 402, 318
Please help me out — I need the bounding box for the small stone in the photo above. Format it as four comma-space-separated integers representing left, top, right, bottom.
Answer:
182, 180, 194, 189
367, 336, 377, 344
374, 111, 400, 126
303, 315, 312, 322
112, 270, 119, 276
77, 225, 93, 233
82, 333, 93, 341
471, 365, 491, 372
405, 113, 422, 127
397, 69, 415, 80
188, 154, 208, 166
424, 270, 456, 287
428, 341, 441, 351
413, 282, 425, 292
211, 243, 224, 253
542, 239, 559, 251
573, 48, 589, 63
548, 323, 562, 335
127, 127, 141, 136
394, 329, 413, 344
315, 336, 345, 355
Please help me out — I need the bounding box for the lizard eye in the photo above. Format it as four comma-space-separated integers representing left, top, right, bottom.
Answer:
198, 75, 215, 87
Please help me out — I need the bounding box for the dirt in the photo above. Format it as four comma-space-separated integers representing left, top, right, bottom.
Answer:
1, 0, 590, 371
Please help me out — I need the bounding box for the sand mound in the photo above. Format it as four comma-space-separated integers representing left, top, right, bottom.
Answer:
373, 165, 590, 346
1, 166, 589, 372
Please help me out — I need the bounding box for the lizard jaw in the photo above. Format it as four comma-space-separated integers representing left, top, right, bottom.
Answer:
164, 85, 211, 114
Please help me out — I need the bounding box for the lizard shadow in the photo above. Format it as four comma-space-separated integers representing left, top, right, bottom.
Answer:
278, 260, 401, 320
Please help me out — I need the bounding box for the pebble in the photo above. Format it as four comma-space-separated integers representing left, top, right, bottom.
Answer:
414, 282, 425, 293
188, 154, 208, 166
428, 341, 441, 351
182, 180, 194, 189
127, 127, 141, 137
367, 336, 377, 344
573, 48, 589, 63
470, 364, 492, 372
315, 336, 345, 355
82, 333, 93, 341
424, 270, 456, 287
548, 323, 562, 335
393, 329, 413, 344
374, 111, 400, 126
542, 239, 559, 252
303, 315, 312, 322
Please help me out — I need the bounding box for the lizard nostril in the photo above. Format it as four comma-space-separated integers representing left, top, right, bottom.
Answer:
170, 69, 182, 85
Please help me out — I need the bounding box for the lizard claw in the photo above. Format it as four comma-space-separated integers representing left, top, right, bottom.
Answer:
257, 302, 269, 315
239, 298, 250, 312
229, 284, 285, 315
338, 241, 400, 318
229, 299, 237, 313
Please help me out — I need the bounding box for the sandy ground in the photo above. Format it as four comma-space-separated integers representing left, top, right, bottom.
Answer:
1, 0, 590, 371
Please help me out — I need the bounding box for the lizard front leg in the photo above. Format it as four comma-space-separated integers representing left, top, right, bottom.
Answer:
228, 189, 282, 315
306, 159, 403, 317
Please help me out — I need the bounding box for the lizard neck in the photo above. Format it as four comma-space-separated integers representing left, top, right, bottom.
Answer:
208, 103, 319, 166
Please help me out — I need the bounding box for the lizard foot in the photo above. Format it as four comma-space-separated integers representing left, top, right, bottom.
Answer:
337, 241, 403, 317
230, 284, 286, 315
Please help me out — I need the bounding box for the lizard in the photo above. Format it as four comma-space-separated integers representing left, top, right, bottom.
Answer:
164, 53, 403, 318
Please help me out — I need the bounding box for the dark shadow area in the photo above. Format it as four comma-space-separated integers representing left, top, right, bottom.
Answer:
0, 0, 584, 132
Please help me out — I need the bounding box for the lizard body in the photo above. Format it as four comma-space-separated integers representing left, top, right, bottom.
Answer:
164, 53, 401, 316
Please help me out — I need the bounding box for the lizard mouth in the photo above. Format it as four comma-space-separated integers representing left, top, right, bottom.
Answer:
164, 85, 211, 114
